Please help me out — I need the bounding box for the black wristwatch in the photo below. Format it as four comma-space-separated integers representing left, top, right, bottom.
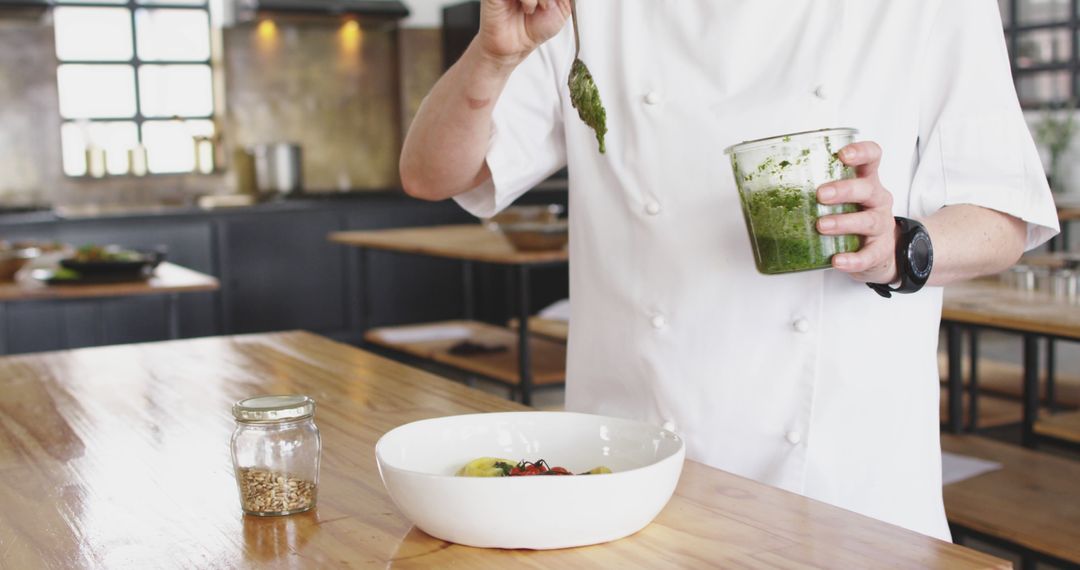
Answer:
867, 217, 933, 299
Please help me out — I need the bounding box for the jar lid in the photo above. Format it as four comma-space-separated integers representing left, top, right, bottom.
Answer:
233, 395, 315, 422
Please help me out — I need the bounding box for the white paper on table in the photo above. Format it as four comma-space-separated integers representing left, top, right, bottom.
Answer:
375, 324, 473, 344
941, 452, 1002, 486
538, 298, 570, 322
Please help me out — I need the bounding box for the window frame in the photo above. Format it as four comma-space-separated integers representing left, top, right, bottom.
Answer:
1001, 0, 1080, 108
54, 0, 216, 176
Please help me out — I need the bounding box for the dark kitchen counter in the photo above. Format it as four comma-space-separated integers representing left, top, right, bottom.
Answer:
0, 186, 570, 357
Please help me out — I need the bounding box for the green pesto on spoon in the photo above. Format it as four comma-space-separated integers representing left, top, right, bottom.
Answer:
567, 0, 608, 154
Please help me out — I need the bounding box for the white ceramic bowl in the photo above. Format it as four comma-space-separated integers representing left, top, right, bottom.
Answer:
375, 411, 685, 550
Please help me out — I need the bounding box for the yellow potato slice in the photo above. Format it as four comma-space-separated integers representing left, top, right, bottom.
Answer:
456, 457, 516, 477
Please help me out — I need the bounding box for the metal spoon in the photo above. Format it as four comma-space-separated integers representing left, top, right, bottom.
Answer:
567, 0, 608, 154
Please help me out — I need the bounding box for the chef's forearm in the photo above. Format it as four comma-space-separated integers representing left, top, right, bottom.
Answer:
400, 41, 518, 201
921, 204, 1027, 286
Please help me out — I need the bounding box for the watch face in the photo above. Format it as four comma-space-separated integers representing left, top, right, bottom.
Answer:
910, 233, 933, 278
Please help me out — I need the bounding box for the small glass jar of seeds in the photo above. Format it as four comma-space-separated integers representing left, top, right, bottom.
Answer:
231, 395, 321, 516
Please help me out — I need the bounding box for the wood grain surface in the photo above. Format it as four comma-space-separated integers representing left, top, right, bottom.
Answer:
0, 262, 219, 302
0, 332, 1007, 569
942, 434, 1080, 564
329, 225, 569, 265
1033, 410, 1080, 444
365, 320, 566, 386
942, 278, 1080, 340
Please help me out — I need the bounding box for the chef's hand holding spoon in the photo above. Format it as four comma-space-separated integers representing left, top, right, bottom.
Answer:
814, 142, 901, 285
479, 0, 571, 67
400, 0, 570, 200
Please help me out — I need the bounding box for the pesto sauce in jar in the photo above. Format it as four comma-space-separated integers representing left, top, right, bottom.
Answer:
740, 186, 861, 274
725, 128, 862, 275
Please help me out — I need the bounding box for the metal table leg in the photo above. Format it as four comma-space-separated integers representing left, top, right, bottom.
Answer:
1046, 338, 1057, 413
967, 329, 979, 432
462, 260, 475, 321
166, 293, 181, 340
517, 265, 533, 406
1022, 334, 1040, 448
0, 302, 7, 355
946, 323, 964, 433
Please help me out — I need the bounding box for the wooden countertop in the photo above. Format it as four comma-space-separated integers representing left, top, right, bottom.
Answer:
942, 278, 1080, 340
0, 262, 219, 303
0, 332, 1006, 568
330, 224, 569, 265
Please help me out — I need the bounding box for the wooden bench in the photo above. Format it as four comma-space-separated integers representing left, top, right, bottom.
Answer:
937, 354, 1080, 408
942, 435, 1080, 568
365, 320, 566, 389
939, 389, 1023, 430
1034, 410, 1080, 445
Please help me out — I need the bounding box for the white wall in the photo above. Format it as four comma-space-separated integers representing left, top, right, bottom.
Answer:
402, 0, 448, 28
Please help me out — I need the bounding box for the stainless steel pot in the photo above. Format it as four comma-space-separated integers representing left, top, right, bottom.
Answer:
253, 143, 303, 196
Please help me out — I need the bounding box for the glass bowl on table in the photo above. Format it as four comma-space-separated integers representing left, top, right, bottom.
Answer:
725, 128, 862, 275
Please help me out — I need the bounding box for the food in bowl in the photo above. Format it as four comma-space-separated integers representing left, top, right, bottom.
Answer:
457, 457, 611, 477
497, 221, 569, 252
58, 244, 164, 280
375, 411, 684, 550
71, 244, 145, 263
0, 241, 54, 281
484, 205, 569, 252
484, 204, 563, 229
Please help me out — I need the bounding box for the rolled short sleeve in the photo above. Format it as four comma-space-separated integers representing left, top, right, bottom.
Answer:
453, 30, 571, 219
910, 0, 1059, 249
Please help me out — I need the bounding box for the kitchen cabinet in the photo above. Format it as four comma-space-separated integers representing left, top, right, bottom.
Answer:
219, 211, 346, 334
0, 190, 568, 354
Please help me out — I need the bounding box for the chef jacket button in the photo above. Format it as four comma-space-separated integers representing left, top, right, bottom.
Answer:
662, 420, 677, 433
792, 318, 810, 333
651, 315, 667, 329
813, 84, 829, 100
645, 201, 662, 215
644, 91, 662, 105
786, 431, 802, 445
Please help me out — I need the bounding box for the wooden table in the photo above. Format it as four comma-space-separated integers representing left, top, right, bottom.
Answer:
330, 225, 569, 405
0, 331, 1007, 568
0, 262, 219, 354
942, 277, 1080, 446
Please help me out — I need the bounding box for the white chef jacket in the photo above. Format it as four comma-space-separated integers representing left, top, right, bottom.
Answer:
454, 0, 1059, 540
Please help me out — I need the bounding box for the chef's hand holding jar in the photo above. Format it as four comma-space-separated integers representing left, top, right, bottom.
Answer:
815, 139, 1022, 298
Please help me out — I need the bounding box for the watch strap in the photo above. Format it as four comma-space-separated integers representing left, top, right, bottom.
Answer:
867, 217, 933, 299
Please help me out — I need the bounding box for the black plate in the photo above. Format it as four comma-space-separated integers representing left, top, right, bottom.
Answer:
60, 249, 164, 278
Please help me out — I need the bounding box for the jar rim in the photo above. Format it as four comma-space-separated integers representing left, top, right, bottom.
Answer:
723, 127, 859, 155
233, 395, 315, 423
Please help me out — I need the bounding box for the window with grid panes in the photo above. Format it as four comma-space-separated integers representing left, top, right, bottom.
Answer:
54, 0, 215, 176
998, 0, 1079, 108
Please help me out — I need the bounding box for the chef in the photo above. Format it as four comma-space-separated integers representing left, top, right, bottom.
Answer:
399, 0, 1059, 540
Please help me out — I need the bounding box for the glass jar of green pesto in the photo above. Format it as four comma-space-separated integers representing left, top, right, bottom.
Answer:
725, 128, 862, 275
